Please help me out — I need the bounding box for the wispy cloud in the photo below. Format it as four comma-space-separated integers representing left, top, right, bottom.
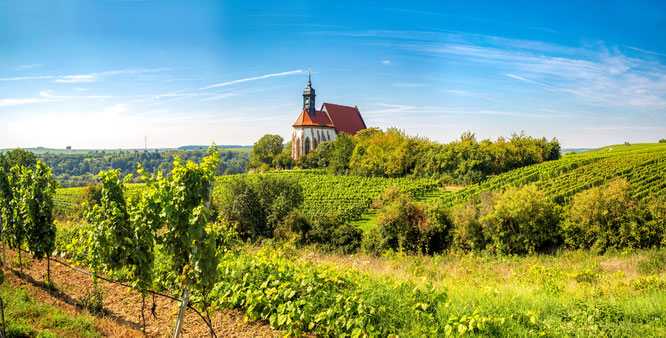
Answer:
200, 70, 302, 90
364, 103, 552, 119
382, 60, 391, 65
622, 45, 666, 57
55, 75, 98, 83
1, 68, 172, 83
0, 75, 54, 81
442, 89, 468, 95
392, 82, 425, 88
39, 90, 114, 99
11, 64, 43, 71
0, 98, 53, 107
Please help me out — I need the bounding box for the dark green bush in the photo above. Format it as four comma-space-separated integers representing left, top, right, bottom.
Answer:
274, 212, 311, 243
308, 216, 362, 254
374, 195, 452, 254
216, 175, 303, 240
481, 184, 559, 254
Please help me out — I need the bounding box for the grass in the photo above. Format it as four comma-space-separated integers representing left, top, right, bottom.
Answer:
0, 283, 100, 337
291, 246, 666, 336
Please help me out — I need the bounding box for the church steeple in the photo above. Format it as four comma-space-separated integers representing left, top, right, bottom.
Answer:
303, 67, 316, 115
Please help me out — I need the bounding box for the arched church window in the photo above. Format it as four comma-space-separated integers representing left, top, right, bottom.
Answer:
304, 137, 311, 155
296, 137, 302, 158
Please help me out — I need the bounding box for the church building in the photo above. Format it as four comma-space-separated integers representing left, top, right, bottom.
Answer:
291, 74, 367, 160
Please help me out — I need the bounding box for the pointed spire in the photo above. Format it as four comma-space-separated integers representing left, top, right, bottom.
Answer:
308, 66, 311, 86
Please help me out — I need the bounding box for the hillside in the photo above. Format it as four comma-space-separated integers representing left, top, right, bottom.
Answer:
53, 143, 666, 223
54, 170, 441, 222
438, 143, 666, 206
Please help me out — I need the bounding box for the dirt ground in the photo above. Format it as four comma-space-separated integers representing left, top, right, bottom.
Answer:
3, 248, 279, 337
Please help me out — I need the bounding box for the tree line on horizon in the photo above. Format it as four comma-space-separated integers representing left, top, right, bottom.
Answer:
23, 149, 250, 187
249, 128, 561, 184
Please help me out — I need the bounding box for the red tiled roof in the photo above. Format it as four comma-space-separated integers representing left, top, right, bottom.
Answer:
322, 103, 367, 135
293, 109, 335, 128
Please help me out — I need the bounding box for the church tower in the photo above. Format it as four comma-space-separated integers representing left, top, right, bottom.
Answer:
291, 69, 366, 161
303, 70, 316, 115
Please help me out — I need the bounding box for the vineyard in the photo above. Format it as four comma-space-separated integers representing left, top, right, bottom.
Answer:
53, 144, 666, 223
55, 170, 442, 222
438, 143, 666, 206
214, 170, 440, 221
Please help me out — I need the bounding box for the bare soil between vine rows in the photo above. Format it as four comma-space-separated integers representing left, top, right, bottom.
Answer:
3, 248, 279, 337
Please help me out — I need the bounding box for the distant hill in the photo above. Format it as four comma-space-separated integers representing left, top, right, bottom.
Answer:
561, 148, 593, 154
1, 145, 253, 155
178, 145, 252, 152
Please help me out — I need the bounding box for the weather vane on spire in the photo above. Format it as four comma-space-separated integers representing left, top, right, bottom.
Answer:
308, 66, 311, 84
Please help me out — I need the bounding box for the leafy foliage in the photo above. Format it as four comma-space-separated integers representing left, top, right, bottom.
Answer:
216, 174, 303, 240
158, 147, 220, 294
248, 134, 284, 170
561, 179, 657, 251
480, 185, 559, 254
24, 162, 58, 261
374, 193, 452, 254
84, 170, 134, 276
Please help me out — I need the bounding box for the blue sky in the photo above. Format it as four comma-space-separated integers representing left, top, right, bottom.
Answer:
1, 0, 665, 149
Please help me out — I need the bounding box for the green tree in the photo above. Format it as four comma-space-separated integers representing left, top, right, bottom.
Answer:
249, 134, 284, 170
374, 193, 451, 254
272, 141, 295, 169
481, 184, 559, 254
217, 175, 303, 240
329, 132, 356, 174
562, 179, 647, 251
4, 149, 37, 169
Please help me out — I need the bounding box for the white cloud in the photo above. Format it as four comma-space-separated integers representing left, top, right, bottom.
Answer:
55, 75, 98, 83
382, 60, 391, 64
200, 70, 303, 90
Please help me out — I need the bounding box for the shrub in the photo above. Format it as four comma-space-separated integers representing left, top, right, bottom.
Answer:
362, 227, 383, 254
375, 196, 452, 254
217, 175, 303, 240
481, 184, 559, 254
450, 202, 485, 250
308, 216, 362, 254
659, 139, 665, 143
274, 212, 311, 243
72, 183, 102, 218
561, 179, 649, 251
